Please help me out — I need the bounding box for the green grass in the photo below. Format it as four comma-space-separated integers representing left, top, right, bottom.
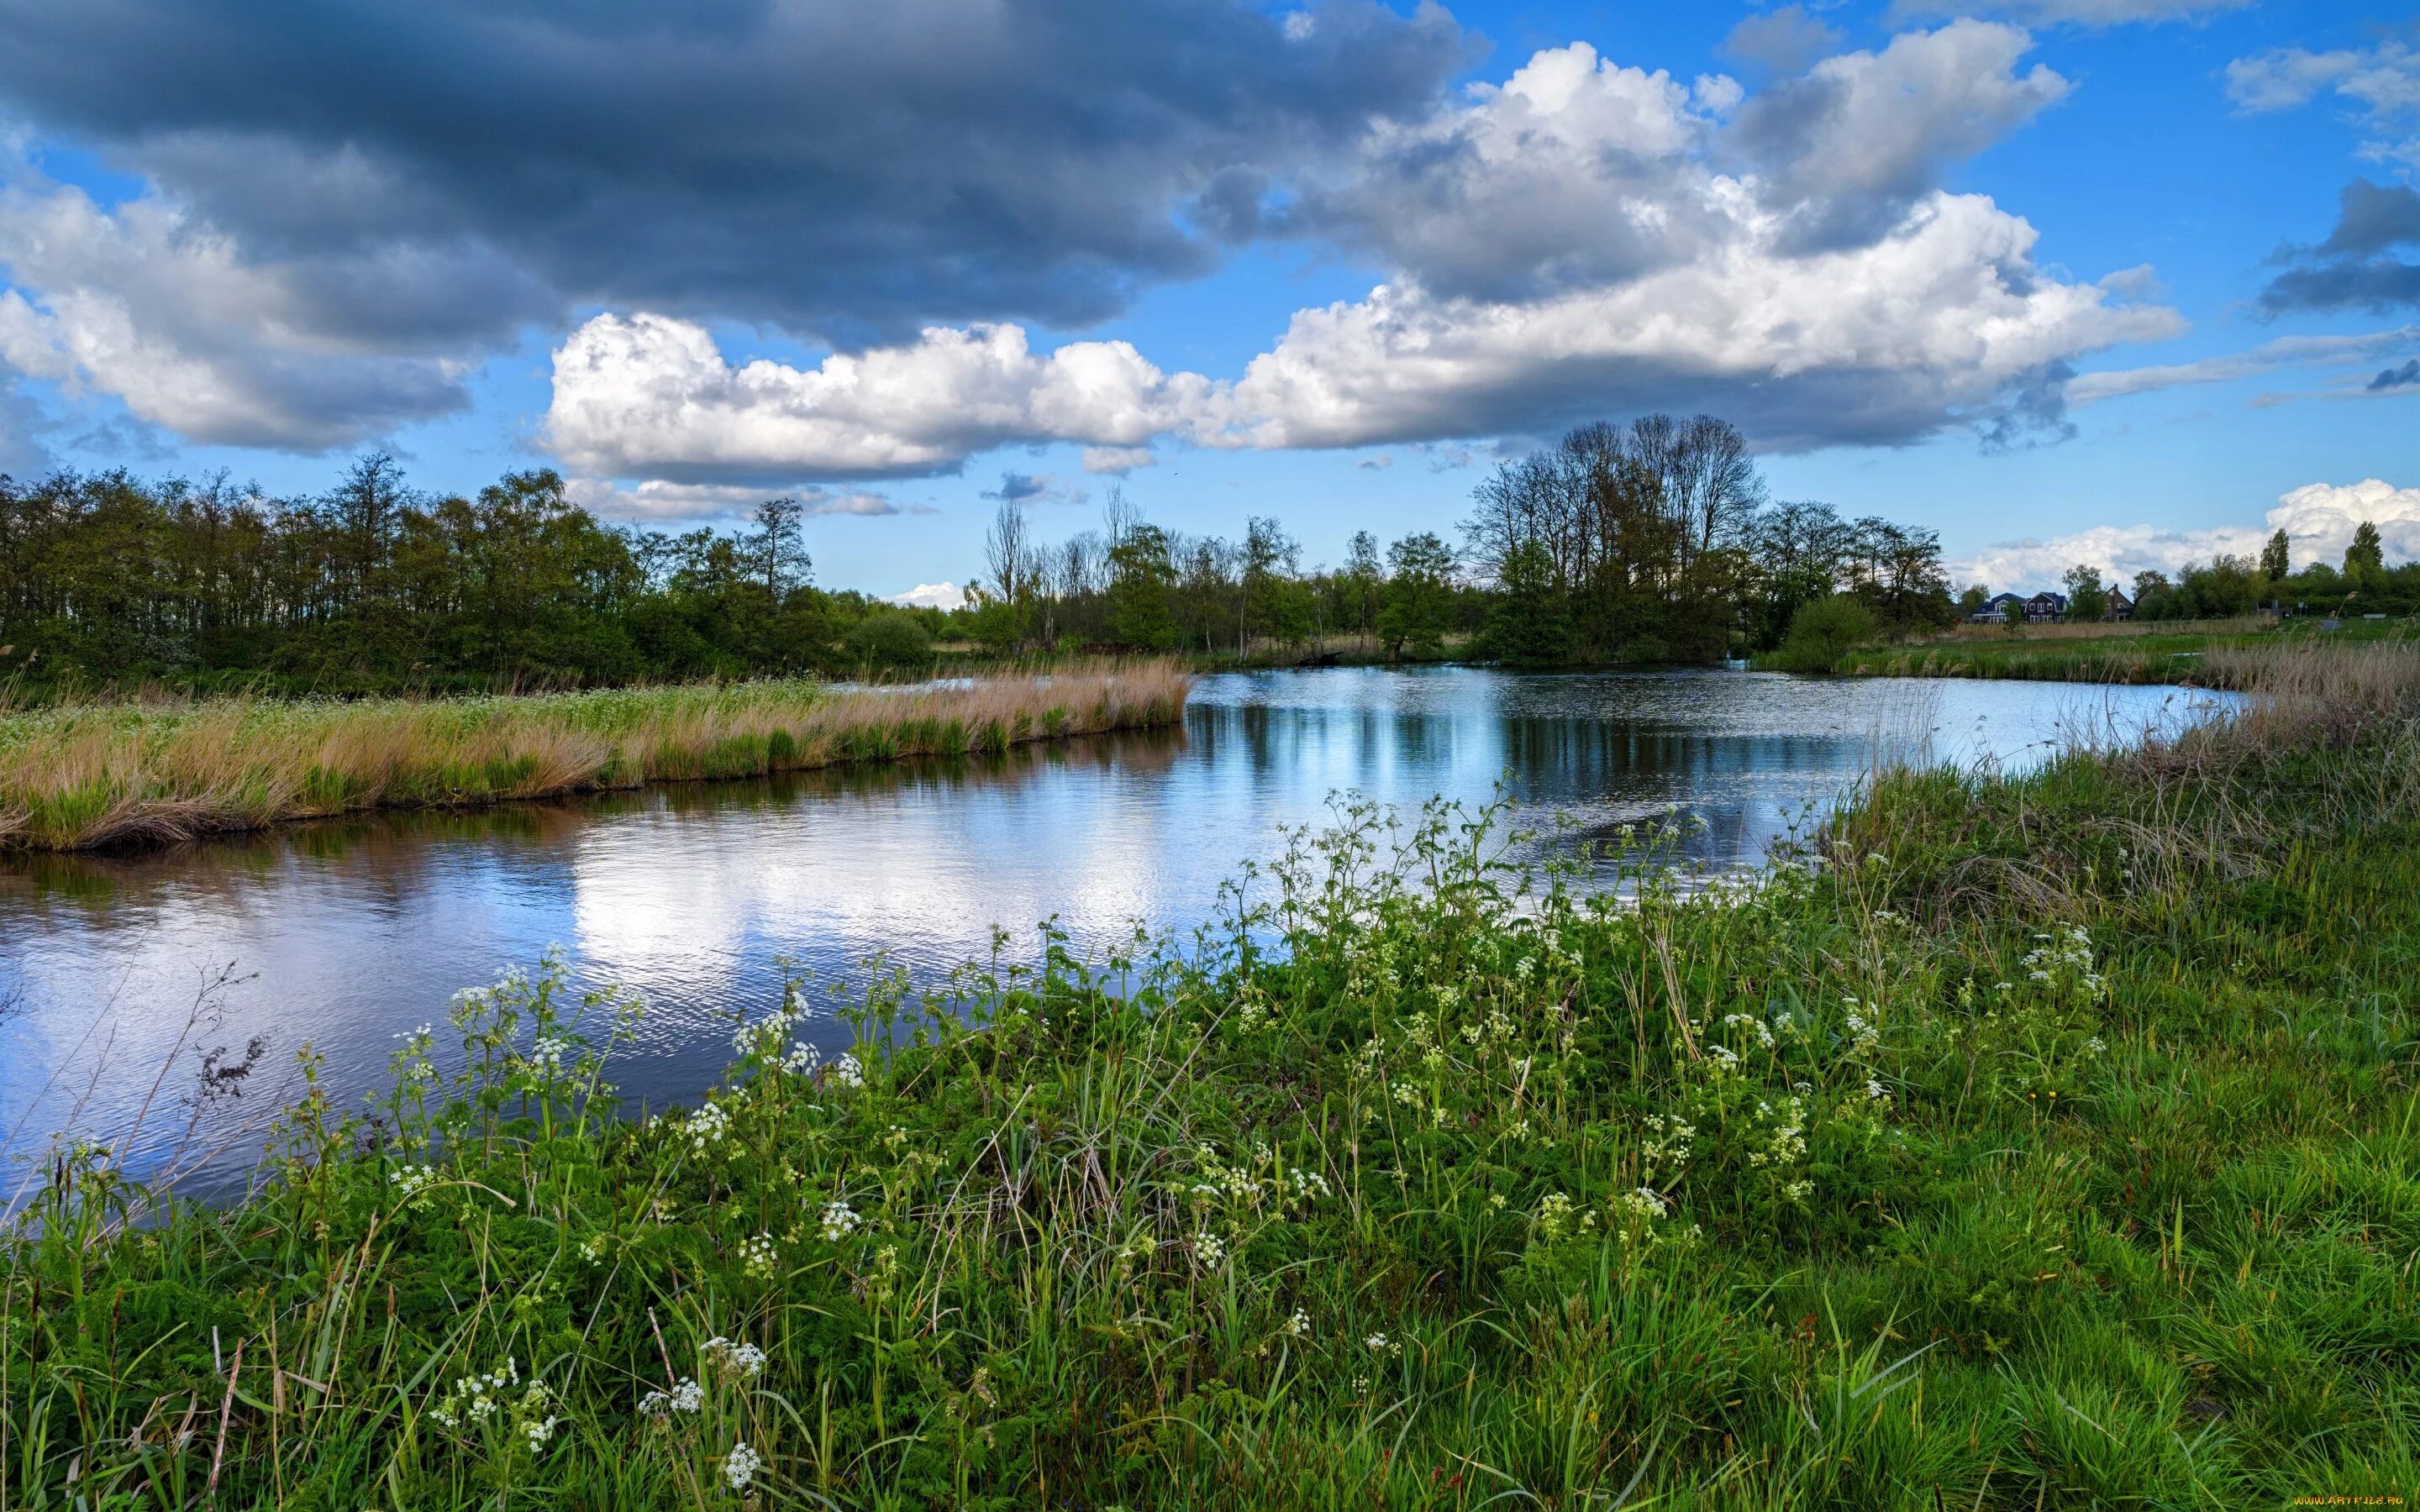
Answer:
7, 648, 2420, 1507
1755, 614, 2417, 685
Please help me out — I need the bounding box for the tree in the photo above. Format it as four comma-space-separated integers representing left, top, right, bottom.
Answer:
1343, 530, 1384, 637
984, 501, 1030, 640
1773, 596, 1876, 675
1481, 539, 1571, 665
2260, 528, 2291, 582
1106, 523, 1177, 650
842, 609, 933, 669
2347, 521, 2386, 588
1376, 532, 1455, 660
2063, 563, 2107, 623
750, 496, 809, 598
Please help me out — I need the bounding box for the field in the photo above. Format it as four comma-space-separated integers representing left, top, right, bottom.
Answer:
1785, 614, 2414, 685
0, 664, 1192, 852
5, 640, 2420, 1508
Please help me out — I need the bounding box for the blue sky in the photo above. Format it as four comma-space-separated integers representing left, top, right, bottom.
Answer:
0, 0, 2414, 598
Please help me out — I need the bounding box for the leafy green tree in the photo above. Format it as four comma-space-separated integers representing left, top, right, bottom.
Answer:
2346, 521, 2387, 594
1773, 595, 1877, 674
2260, 528, 2291, 583
1376, 532, 1455, 661
2063, 564, 2107, 623
1481, 539, 1571, 665
1106, 524, 1178, 650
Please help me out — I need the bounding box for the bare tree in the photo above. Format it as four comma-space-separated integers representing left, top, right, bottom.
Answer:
985, 500, 1029, 617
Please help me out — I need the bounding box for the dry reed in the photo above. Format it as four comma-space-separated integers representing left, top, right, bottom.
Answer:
0, 663, 1192, 851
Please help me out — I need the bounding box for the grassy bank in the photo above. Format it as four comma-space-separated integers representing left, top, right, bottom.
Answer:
1760, 613, 2415, 685
0, 664, 1191, 852
8, 641, 2420, 1508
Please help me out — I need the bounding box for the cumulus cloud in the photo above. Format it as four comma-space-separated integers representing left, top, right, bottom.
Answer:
542, 24, 2175, 475
544, 312, 1211, 484
0, 168, 518, 448
2066, 327, 2420, 404
891, 582, 967, 611
2372, 358, 2420, 391
1206, 188, 2175, 453
1954, 477, 2420, 591
560, 477, 902, 524
1726, 21, 2070, 249
0, 0, 1468, 344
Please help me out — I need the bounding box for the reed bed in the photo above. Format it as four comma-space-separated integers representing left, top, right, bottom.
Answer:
8, 640, 2420, 1508
0, 663, 1192, 851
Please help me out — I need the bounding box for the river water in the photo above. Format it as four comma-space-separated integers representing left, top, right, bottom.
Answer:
0, 667, 2226, 1184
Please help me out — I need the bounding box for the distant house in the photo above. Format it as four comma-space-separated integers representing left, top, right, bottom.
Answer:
2103, 587, 2133, 622
2023, 591, 2070, 622
1970, 591, 2025, 623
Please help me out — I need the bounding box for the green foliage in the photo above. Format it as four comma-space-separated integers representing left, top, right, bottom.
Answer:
2064, 563, 2107, 623
1771, 595, 1879, 673
14, 685, 2420, 1507
1478, 540, 1572, 666
841, 609, 935, 669
1376, 532, 1456, 660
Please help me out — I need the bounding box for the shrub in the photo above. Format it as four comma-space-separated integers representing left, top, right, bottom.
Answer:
842, 610, 935, 669
1773, 594, 1878, 673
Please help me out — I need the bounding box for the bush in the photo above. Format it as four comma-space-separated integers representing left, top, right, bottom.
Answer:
1772, 594, 1878, 673
841, 610, 934, 669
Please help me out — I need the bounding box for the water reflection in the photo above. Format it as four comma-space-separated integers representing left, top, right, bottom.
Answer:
0, 666, 2228, 1180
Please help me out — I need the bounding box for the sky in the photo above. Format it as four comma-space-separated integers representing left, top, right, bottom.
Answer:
0, 1, 2415, 602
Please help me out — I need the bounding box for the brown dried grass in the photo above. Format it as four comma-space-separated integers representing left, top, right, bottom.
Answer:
0, 662, 1192, 851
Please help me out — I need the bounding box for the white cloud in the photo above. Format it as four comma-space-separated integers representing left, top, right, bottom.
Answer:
2067, 327, 2420, 405
544, 312, 1211, 482
542, 25, 2178, 475
1205, 187, 2177, 452
1954, 477, 2420, 591
561, 477, 900, 522
0, 164, 536, 449
2269, 478, 2420, 564
891, 581, 966, 610
2228, 43, 2420, 170
1081, 446, 1157, 475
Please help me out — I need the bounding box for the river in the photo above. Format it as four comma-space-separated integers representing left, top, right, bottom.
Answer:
0, 666, 2228, 1186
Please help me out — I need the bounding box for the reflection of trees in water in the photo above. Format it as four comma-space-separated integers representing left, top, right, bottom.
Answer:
0, 725, 1192, 918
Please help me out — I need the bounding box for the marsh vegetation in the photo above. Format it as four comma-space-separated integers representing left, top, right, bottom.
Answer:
6, 642, 2419, 1507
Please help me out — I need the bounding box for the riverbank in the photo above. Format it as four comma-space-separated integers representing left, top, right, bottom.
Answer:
1759, 613, 2414, 684
7, 640, 2417, 1506
0, 664, 1191, 851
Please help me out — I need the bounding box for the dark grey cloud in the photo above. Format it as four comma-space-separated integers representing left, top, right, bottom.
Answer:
981, 471, 1051, 503
2262, 180, 2420, 317
0, 0, 1469, 347
2371, 358, 2420, 392
2320, 180, 2420, 257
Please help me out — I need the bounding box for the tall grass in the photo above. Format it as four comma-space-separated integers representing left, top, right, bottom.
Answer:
0, 663, 1192, 851
6, 640, 2420, 1507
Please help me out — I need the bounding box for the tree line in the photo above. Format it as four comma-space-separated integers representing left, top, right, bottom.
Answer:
1, 414, 1971, 694
1999, 522, 2416, 626
968, 415, 1959, 668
